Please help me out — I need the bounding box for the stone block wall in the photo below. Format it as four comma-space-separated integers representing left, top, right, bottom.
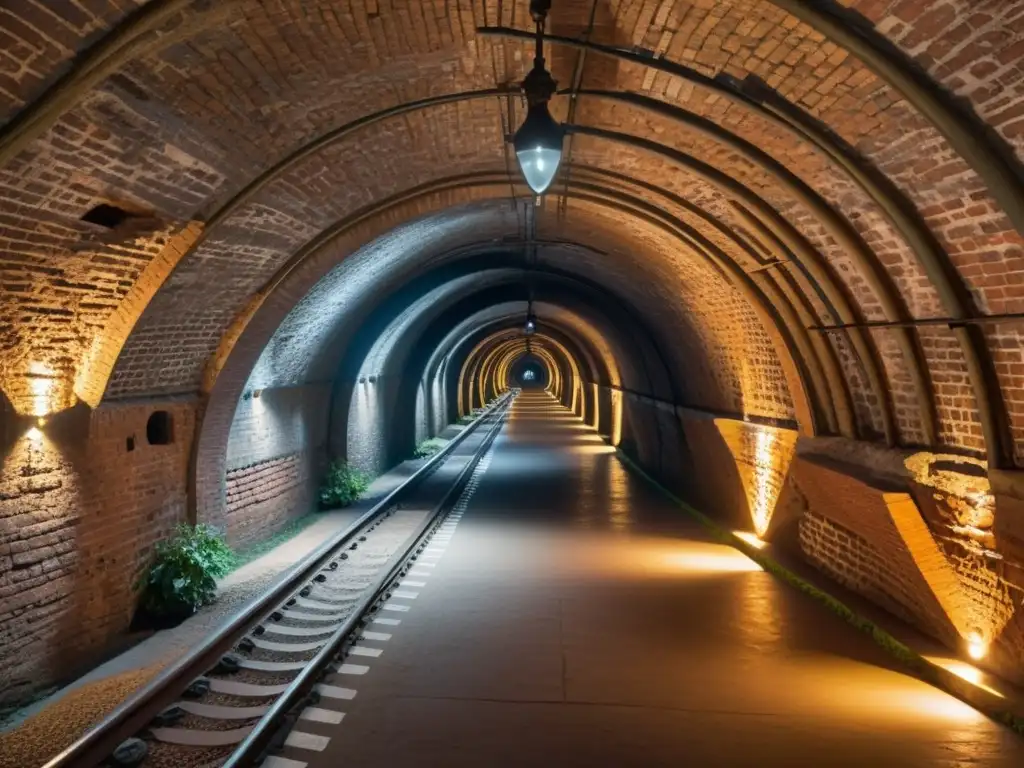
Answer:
0, 398, 194, 705
343, 377, 403, 478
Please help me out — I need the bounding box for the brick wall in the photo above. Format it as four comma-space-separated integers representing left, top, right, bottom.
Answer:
225, 453, 313, 550
798, 510, 933, 627
0, 398, 194, 705
223, 384, 329, 548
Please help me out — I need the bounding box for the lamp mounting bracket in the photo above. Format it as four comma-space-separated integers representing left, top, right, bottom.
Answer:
530, 0, 552, 24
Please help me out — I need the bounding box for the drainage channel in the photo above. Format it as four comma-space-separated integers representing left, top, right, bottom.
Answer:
41, 393, 515, 768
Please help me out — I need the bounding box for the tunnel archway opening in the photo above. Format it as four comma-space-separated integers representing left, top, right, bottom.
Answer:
513, 354, 548, 390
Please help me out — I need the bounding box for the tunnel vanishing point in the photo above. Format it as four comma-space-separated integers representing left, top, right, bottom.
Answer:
4, 0, 1024, 728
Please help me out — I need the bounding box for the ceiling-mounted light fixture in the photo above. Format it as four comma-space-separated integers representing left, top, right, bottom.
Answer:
524, 296, 537, 336
513, 0, 563, 195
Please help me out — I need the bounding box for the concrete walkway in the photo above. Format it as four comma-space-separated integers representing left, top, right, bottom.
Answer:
290, 391, 1024, 767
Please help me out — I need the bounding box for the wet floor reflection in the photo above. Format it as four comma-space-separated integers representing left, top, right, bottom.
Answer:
509, 393, 632, 533
479, 391, 1024, 765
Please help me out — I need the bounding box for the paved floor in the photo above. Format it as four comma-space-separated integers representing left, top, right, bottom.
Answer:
294, 391, 1024, 767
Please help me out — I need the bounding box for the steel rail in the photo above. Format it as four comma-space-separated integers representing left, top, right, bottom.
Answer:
41, 391, 515, 768
228, 394, 514, 767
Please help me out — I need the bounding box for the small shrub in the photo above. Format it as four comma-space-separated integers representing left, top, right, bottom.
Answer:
413, 437, 446, 459
320, 460, 370, 509
138, 524, 235, 617
457, 413, 476, 425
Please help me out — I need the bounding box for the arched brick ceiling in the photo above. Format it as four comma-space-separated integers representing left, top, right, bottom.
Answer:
3, 1, 1024, 470
214, 206, 796, 426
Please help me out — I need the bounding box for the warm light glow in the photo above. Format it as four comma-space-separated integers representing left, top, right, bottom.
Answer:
568, 444, 616, 455
610, 388, 623, 447
733, 531, 768, 549
26, 426, 43, 442
751, 428, 777, 537
925, 656, 1004, 698
666, 546, 762, 574
37, 417, 47, 426
967, 632, 988, 661
28, 361, 56, 417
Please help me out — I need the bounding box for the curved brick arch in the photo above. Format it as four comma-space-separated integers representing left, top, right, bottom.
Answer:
192, 178, 819, 529
9, 0, 1024, 708
419, 301, 619, 436
329, 277, 618, 474
422, 305, 613, 428
3, 2, 1022, 465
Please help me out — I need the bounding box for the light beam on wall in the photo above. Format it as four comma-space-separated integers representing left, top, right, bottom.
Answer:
751, 428, 777, 537
901, 452, 1012, 664
610, 388, 623, 447
26, 361, 61, 417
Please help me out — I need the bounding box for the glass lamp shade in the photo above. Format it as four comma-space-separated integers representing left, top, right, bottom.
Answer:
516, 147, 561, 194
513, 103, 564, 194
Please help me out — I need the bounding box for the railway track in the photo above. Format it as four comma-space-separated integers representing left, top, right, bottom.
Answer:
42, 392, 515, 768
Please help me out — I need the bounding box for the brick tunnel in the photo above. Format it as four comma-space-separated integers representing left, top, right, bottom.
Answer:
3, 1, 1024, 765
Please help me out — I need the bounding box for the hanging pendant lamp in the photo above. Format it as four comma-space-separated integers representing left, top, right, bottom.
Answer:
513, 1, 564, 195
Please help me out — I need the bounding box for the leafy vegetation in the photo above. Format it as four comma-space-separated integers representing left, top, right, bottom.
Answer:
413, 437, 447, 459
137, 524, 235, 617
319, 459, 370, 509
456, 413, 477, 425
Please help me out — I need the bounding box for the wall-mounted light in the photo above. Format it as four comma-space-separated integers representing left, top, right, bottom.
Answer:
252, 389, 262, 399
369, 375, 378, 384
26, 426, 43, 442
359, 376, 367, 384
967, 631, 988, 661
513, 0, 563, 195
733, 531, 768, 550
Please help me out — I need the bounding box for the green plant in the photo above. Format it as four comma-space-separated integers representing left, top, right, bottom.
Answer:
457, 413, 476, 425
319, 459, 370, 509
413, 437, 446, 459
138, 524, 235, 616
